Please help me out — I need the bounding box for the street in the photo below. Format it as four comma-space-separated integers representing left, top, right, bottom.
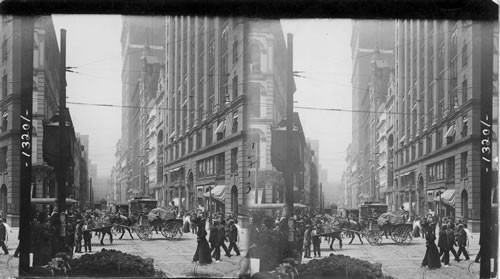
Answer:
304, 231, 481, 279
73, 226, 249, 278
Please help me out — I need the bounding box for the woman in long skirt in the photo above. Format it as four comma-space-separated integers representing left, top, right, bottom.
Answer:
193, 220, 212, 265
422, 230, 441, 269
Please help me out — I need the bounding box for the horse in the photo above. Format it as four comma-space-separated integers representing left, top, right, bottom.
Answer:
337, 217, 365, 245
320, 224, 343, 251
111, 214, 135, 240
85, 217, 114, 246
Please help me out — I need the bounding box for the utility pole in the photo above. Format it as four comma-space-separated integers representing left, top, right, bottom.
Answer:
89, 178, 92, 210
283, 33, 295, 236
19, 16, 35, 274
56, 29, 67, 252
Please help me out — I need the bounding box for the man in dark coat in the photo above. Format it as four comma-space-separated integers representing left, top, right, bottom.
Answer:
209, 221, 218, 257
447, 223, 460, 262
456, 224, 470, 261
0, 218, 8, 254
227, 220, 240, 256
217, 220, 230, 258
438, 225, 449, 265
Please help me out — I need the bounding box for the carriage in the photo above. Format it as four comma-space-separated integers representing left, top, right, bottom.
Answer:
365, 212, 413, 245
128, 197, 184, 240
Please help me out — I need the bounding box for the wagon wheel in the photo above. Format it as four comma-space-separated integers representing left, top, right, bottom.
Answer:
402, 228, 413, 244
367, 231, 381, 246
136, 226, 149, 240
171, 222, 183, 240
162, 222, 176, 239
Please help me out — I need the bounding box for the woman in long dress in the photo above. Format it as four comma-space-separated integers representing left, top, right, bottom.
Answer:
193, 219, 212, 265
422, 230, 441, 269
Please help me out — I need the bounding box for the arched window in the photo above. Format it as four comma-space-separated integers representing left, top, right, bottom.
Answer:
249, 42, 261, 72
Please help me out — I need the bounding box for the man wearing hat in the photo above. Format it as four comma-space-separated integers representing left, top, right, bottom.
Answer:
303, 225, 312, 258
456, 224, 470, 261
227, 219, 240, 256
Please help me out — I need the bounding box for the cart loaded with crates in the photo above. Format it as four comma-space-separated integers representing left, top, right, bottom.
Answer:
365, 212, 413, 245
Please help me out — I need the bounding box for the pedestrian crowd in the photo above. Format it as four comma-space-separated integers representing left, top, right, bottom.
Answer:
421, 218, 474, 269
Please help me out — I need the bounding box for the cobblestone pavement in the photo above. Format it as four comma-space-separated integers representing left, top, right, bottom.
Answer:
74, 227, 249, 278
302, 232, 481, 279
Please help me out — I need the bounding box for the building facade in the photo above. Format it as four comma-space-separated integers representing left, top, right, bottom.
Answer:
391, 20, 497, 232
162, 17, 246, 216
349, 20, 395, 209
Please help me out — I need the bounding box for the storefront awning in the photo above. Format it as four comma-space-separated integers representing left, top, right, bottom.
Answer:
399, 135, 406, 144
444, 125, 456, 139
203, 185, 226, 202
433, 189, 456, 206
170, 166, 184, 173
215, 121, 226, 134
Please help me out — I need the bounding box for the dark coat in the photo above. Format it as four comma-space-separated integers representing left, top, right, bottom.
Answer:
422, 233, 441, 268
228, 224, 238, 242
446, 228, 456, 249
217, 224, 227, 244
457, 229, 467, 246
0, 223, 5, 241
193, 228, 212, 265
209, 225, 218, 244
438, 229, 448, 250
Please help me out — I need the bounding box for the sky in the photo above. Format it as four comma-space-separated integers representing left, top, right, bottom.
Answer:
50, 16, 354, 183
281, 19, 353, 183
52, 15, 123, 178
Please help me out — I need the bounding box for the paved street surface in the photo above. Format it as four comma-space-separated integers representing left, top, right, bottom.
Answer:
0, 227, 19, 279
303, 232, 481, 279
74, 227, 249, 278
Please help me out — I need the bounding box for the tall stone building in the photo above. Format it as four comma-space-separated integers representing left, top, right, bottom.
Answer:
0, 16, 63, 225
119, 16, 165, 202
349, 20, 395, 209
391, 20, 497, 232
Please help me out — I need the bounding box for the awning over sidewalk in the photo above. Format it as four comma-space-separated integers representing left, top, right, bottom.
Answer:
433, 189, 456, 206
203, 185, 226, 202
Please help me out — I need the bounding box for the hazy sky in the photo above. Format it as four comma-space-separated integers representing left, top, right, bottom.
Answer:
53, 15, 123, 178
50, 16, 353, 182
281, 19, 353, 183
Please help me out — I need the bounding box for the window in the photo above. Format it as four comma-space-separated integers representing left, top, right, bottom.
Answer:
461, 152, 468, 178
188, 136, 193, 153
196, 130, 202, 149
446, 156, 455, 179
462, 41, 467, 67
249, 41, 261, 72
231, 148, 238, 174
232, 111, 238, 133
0, 147, 7, 172
445, 124, 455, 145
436, 129, 442, 149
462, 116, 468, 137
206, 125, 213, 145
233, 39, 238, 65
216, 153, 225, 176
248, 85, 260, 117
418, 140, 423, 158
1, 74, 6, 99
2, 112, 7, 132
462, 78, 468, 104
232, 75, 238, 100
2, 39, 6, 62
426, 135, 432, 154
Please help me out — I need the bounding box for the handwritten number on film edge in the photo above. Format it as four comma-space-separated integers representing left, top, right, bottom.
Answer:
481, 116, 491, 163
21, 111, 31, 159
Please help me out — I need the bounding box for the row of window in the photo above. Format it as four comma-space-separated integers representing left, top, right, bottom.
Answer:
168, 111, 239, 162
399, 115, 468, 166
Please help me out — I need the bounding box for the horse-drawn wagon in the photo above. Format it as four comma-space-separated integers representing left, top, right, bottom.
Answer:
365, 212, 413, 245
